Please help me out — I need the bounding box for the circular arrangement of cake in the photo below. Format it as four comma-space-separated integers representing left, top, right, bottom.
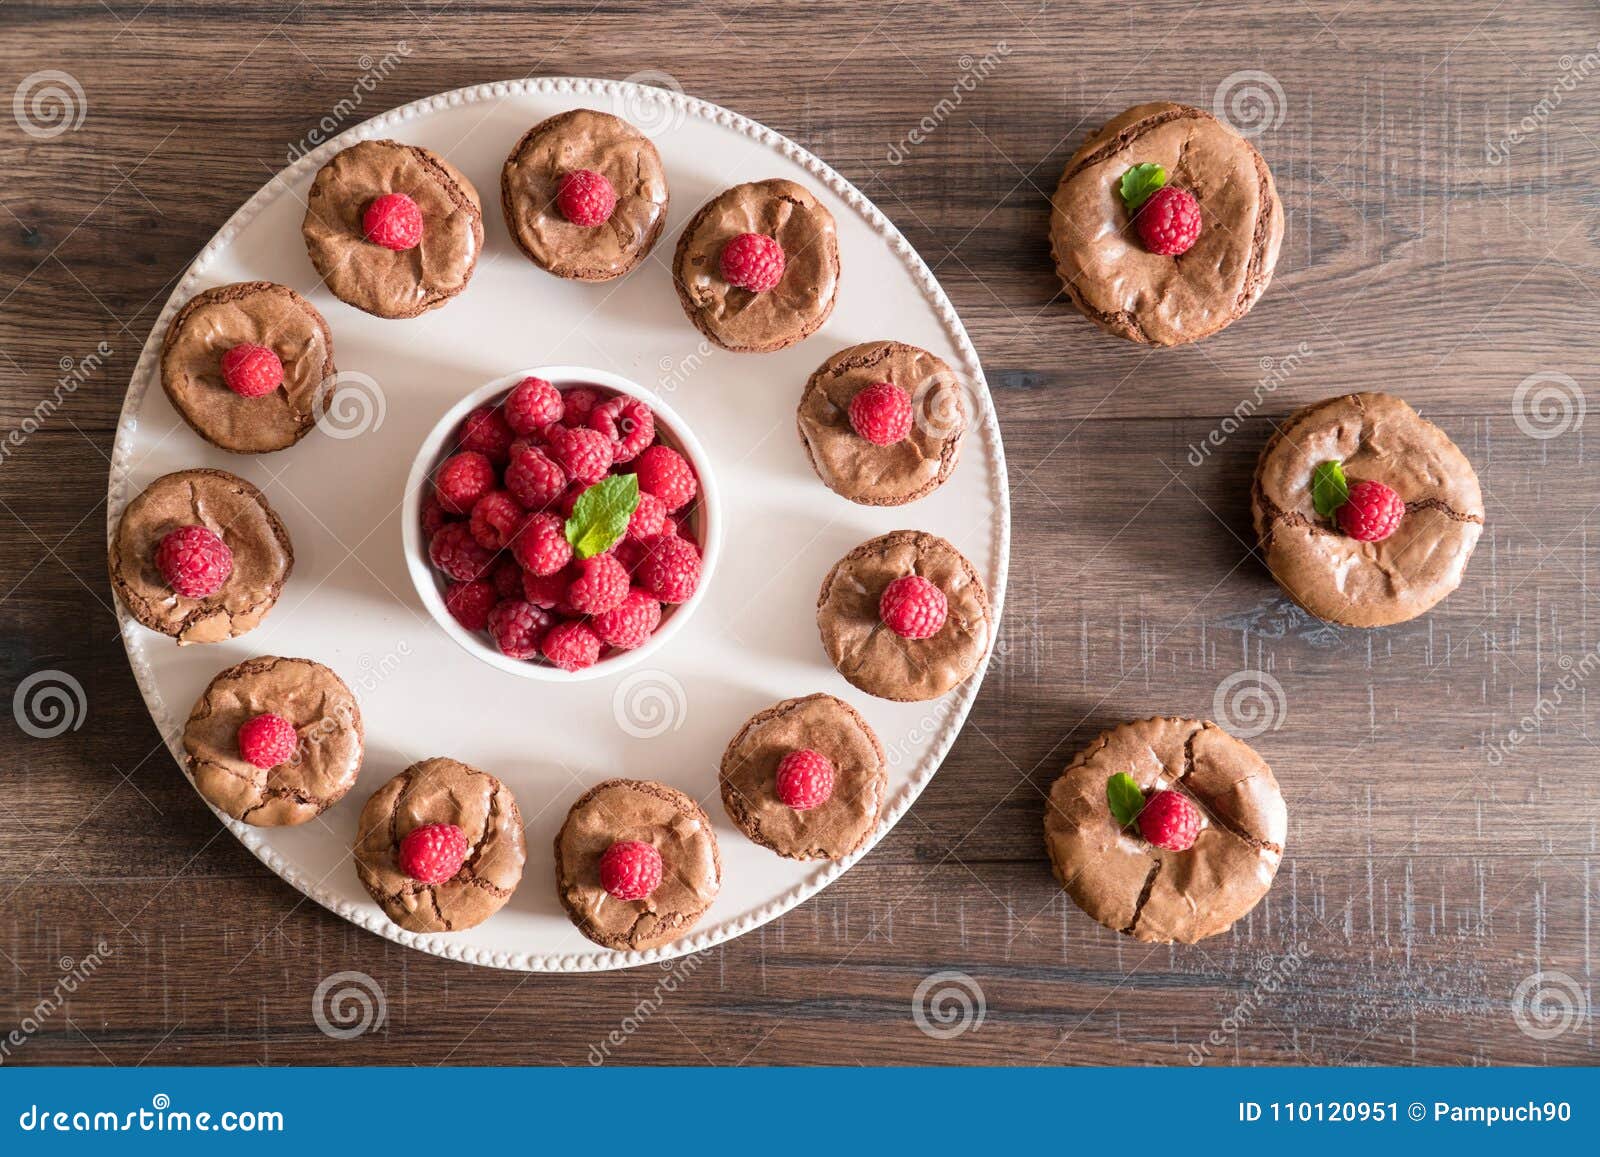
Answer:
1044, 717, 1287, 944
1049, 101, 1284, 346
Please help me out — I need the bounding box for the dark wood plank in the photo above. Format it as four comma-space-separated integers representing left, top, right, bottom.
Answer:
2, 0, 1597, 1066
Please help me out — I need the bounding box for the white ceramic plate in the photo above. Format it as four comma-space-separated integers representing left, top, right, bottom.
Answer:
108, 77, 1010, 971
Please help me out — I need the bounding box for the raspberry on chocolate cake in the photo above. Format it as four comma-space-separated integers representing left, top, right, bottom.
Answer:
110, 468, 293, 645
554, 778, 721, 952
673, 178, 840, 353
160, 281, 335, 454
816, 530, 991, 702
354, 757, 526, 934
1045, 717, 1287, 944
720, 693, 887, 861
797, 341, 967, 506
1251, 392, 1484, 627
500, 109, 670, 281
182, 656, 363, 826
301, 138, 484, 319
1049, 102, 1284, 346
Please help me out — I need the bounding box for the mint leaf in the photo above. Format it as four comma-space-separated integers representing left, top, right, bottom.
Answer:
1310, 460, 1349, 519
1105, 773, 1145, 828
1118, 163, 1167, 213
565, 474, 640, 560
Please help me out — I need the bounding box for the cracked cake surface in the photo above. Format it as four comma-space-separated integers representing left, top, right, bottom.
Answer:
1049, 101, 1283, 346
672, 178, 839, 352
1251, 391, 1484, 627
109, 468, 294, 644
555, 778, 721, 952
354, 757, 526, 934
182, 656, 363, 827
1045, 716, 1287, 944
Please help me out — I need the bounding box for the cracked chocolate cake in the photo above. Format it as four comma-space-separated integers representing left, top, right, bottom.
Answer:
1045, 716, 1287, 944
555, 778, 721, 952
720, 693, 887, 861
796, 340, 967, 506
1251, 392, 1484, 627
301, 138, 484, 319
500, 109, 670, 281
1049, 101, 1283, 346
354, 757, 526, 934
109, 468, 294, 645
182, 656, 363, 827
672, 178, 839, 352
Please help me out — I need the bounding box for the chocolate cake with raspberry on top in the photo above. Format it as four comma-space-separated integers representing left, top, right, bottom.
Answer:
1251, 391, 1484, 627
500, 109, 670, 281
1049, 101, 1284, 346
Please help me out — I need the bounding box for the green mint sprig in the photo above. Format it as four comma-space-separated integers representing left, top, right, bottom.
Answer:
565, 473, 640, 560
1105, 772, 1145, 828
1310, 460, 1350, 519
1118, 163, 1167, 213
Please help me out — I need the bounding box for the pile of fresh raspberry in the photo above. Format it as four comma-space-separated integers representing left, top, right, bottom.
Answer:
422, 377, 704, 672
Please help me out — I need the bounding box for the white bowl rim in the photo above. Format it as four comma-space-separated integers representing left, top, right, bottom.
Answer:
400, 365, 724, 682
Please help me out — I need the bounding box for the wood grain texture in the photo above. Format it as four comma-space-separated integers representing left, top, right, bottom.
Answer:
2, 0, 1598, 1065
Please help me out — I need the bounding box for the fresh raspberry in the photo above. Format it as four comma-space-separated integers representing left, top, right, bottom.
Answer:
521, 566, 575, 613
636, 534, 701, 603
444, 579, 496, 631
719, 232, 785, 292
559, 484, 585, 520
435, 451, 497, 515
1137, 789, 1200, 852
237, 712, 298, 769
487, 598, 553, 659
1337, 479, 1405, 542
218, 343, 283, 398
505, 444, 568, 510
591, 587, 661, 650
879, 574, 947, 639
545, 425, 614, 485
626, 491, 668, 540
468, 490, 525, 550
598, 839, 662, 900
155, 525, 233, 598
568, 553, 629, 615
561, 386, 601, 428
421, 497, 451, 540
555, 168, 618, 227
362, 192, 424, 250
633, 444, 697, 511
490, 556, 524, 600
428, 521, 494, 581
848, 381, 914, 446
775, 749, 835, 810
612, 536, 646, 576
511, 512, 572, 576
588, 396, 655, 464
542, 619, 603, 672
458, 405, 514, 464
397, 823, 470, 884
504, 377, 564, 435
1134, 186, 1202, 256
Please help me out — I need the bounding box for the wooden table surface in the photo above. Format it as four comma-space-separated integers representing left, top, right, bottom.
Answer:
2, 0, 1597, 1066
